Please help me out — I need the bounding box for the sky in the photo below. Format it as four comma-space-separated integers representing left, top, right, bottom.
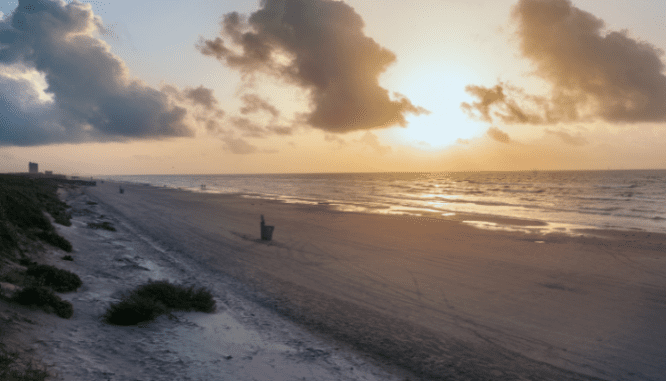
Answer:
0, 0, 665, 175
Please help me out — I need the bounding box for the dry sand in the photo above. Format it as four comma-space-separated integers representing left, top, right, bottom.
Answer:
21, 181, 666, 380
13, 184, 412, 381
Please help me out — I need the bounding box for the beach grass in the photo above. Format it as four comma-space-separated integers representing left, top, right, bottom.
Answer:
104, 281, 216, 325
0, 174, 73, 257
34, 231, 72, 252
25, 264, 82, 293
11, 286, 74, 319
0, 175, 84, 378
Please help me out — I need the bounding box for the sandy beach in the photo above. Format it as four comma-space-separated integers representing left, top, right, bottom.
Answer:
9, 180, 663, 380
2, 183, 409, 381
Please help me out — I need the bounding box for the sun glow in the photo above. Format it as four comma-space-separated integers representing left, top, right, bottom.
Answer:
390, 68, 484, 148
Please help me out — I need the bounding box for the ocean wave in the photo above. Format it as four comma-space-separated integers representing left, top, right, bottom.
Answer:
593, 184, 639, 189
501, 188, 546, 194
101, 170, 666, 234
580, 207, 622, 212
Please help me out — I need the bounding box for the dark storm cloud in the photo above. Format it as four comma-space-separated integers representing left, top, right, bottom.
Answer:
462, 0, 666, 125
487, 127, 511, 143
198, 0, 427, 133
0, 0, 199, 146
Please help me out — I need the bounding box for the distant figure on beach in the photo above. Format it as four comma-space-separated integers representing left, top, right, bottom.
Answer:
260, 215, 274, 241
119, 186, 124, 194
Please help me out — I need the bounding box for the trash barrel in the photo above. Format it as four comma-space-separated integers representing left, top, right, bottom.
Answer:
261, 224, 274, 241
260, 215, 274, 241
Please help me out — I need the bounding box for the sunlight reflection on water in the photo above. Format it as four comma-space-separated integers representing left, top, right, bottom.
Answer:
105, 170, 666, 234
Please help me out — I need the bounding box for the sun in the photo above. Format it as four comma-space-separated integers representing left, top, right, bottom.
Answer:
388, 69, 484, 148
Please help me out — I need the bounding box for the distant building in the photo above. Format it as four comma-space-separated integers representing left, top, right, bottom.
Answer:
29, 162, 38, 174
45, 171, 53, 176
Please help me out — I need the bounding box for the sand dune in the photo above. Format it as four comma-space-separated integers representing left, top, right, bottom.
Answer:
82, 181, 666, 380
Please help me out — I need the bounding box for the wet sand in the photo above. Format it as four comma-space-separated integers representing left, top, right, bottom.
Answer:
83, 181, 666, 380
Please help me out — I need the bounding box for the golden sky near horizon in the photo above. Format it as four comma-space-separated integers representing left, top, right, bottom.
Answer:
1, 0, 665, 175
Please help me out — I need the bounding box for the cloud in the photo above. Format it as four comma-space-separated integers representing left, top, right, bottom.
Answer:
205, 114, 291, 154
239, 93, 279, 118
184, 86, 219, 110
0, 0, 220, 146
198, 0, 427, 133
356, 132, 391, 155
268, 125, 293, 135
221, 136, 259, 154
461, 83, 547, 124
324, 133, 346, 148
487, 127, 511, 143
162, 84, 226, 125
456, 138, 471, 145
229, 116, 267, 138
544, 128, 587, 146
219, 134, 277, 154
463, 0, 666, 125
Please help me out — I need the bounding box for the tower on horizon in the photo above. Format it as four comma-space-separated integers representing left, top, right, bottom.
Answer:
29, 162, 38, 174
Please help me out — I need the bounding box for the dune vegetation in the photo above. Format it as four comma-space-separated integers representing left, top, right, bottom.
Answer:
0, 175, 82, 318
0, 174, 73, 259
104, 281, 216, 325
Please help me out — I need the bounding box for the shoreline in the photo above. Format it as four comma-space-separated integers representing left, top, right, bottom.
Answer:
108, 177, 666, 238
82, 181, 666, 380
5, 178, 663, 379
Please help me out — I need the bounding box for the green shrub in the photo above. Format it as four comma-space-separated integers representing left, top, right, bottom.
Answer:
104, 294, 168, 326
0, 192, 51, 232
104, 281, 216, 325
0, 175, 72, 257
26, 264, 82, 292
0, 269, 27, 287
86, 222, 116, 231
134, 281, 216, 312
0, 220, 18, 257
35, 231, 72, 252
12, 286, 74, 319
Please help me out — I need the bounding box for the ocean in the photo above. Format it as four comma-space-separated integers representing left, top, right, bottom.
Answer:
103, 170, 666, 235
